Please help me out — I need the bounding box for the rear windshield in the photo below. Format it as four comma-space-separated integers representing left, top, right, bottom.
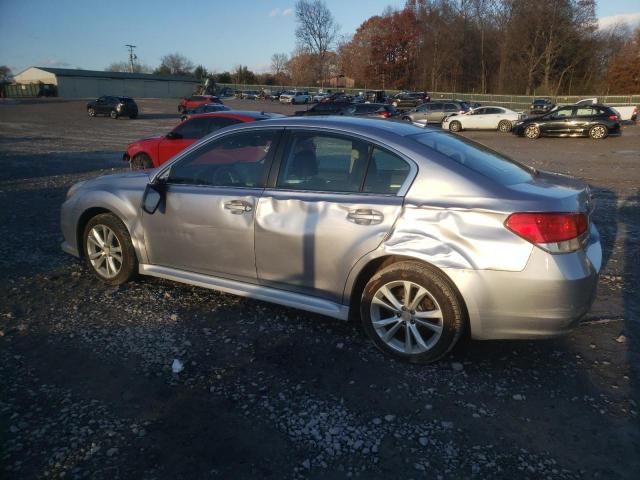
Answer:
409, 132, 533, 185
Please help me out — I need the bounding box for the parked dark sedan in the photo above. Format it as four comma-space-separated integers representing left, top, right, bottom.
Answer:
513, 104, 620, 139
295, 102, 348, 116
389, 91, 430, 109
529, 98, 555, 115
87, 96, 138, 119
180, 103, 231, 121
340, 103, 399, 119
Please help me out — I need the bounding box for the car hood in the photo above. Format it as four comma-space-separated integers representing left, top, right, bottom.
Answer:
80, 170, 153, 191
127, 135, 164, 148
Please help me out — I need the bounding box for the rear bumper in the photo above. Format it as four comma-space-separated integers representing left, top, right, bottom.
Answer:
445, 224, 602, 340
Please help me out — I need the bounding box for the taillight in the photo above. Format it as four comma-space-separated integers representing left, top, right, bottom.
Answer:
505, 212, 588, 252
380, 111, 390, 118
608, 115, 618, 121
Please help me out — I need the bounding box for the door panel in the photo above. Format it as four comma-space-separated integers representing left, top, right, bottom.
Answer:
142, 186, 261, 280
158, 138, 194, 164
255, 191, 403, 301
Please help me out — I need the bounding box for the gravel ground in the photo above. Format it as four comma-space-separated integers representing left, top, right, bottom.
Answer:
1, 98, 639, 479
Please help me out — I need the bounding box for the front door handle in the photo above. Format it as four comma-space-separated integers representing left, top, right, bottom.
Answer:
347, 209, 384, 225
224, 200, 252, 214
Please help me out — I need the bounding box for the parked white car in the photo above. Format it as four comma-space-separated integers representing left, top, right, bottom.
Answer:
279, 91, 311, 104
312, 92, 330, 102
442, 106, 522, 132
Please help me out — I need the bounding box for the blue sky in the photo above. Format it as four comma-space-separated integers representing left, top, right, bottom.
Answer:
1, 0, 639, 75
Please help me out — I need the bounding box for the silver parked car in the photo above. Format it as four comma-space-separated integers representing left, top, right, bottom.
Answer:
61, 118, 601, 363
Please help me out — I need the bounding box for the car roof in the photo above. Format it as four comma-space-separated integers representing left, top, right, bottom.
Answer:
243, 116, 426, 138
187, 110, 285, 120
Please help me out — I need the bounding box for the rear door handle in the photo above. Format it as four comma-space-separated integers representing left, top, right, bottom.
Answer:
224, 200, 252, 214
347, 209, 384, 225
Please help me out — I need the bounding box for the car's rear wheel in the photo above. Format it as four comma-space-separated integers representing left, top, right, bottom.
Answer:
525, 124, 541, 139
360, 261, 465, 364
178, 106, 184, 113
589, 124, 608, 139
130, 153, 153, 170
291, 99, 296, 105
87, 108, 96, 117
83, 213, 137, 286
109, 110, 118, 119
449, 120, 462, 132
402, 116, 412, 122
498, 120, 512, 133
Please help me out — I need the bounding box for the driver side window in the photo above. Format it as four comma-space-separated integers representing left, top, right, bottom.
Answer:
550, 108, 574, 119
168, 130, 278, 188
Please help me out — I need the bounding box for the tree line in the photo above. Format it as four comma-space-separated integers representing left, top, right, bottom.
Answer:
101, 0, 639, 95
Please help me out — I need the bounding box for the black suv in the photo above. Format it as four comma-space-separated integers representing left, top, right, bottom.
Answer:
513, 104, 620, 139
87, 96, 139, 119
529, 98, 555, 115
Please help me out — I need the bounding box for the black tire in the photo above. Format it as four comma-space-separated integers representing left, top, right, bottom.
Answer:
588, 124, 608, 139
87, 108, 96, 117
130, 153, 153, 170
360, 261, 466, 364
82, 213, 137, 286
524, 124, 541, 139
449, 120, 462, 132
109, 110, 118, 119
402, 116, 412, 122
498, 120, 512, 133
129, 113, 138, 119
291, 99, 296, 105
178, 106, 184, 113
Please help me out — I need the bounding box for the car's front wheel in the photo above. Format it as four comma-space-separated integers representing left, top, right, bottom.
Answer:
448, 120, 462, 132
524, 124, 541, 139
87, 108, 96, 117
109, 110, 118, 119
130, 153, 153, 170
589, 124, 608, 139
360, 261, 465, 364
83, 213, 137, 286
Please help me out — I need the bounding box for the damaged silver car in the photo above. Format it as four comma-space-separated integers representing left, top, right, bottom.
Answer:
61, 117, 602, 363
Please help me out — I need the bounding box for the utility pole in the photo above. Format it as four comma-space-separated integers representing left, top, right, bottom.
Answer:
125, 44, 137, 73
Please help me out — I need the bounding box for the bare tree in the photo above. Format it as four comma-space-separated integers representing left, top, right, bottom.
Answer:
0, 65, 13, 83
271, 53, 289, 76
106, 62, 152, 74
155, 53, 195, 76
295, 0, 339, 85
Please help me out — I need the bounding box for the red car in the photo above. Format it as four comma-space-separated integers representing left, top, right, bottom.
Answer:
124, 111, 284, 169
177, 95, 222, 113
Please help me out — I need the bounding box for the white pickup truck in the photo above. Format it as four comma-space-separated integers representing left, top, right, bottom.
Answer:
573, 98, 638, 122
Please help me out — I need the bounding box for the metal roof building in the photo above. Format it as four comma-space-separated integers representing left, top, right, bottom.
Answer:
13, 67, 200, 98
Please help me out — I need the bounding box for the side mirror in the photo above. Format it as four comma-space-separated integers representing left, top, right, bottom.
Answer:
166, 131, 182, 140
142, 180, 167, 214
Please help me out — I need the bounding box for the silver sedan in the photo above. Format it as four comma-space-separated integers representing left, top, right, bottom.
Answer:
61, 117, 602, 363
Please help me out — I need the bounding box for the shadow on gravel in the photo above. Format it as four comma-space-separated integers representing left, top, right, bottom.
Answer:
0, 150, 125, 181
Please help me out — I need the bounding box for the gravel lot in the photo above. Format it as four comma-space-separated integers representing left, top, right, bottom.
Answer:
1, 98, 639, 479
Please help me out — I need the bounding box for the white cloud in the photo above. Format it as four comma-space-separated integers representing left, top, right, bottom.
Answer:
269, 7, 293, 17
598, 12, 640, 30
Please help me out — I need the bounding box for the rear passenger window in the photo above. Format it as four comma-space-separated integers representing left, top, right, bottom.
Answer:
363, 148, 410, 195
277, 134, 370, 193
576, 107, 595, 117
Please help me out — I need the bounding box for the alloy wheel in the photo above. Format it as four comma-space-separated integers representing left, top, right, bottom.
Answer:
590, 125, 606, 139
525, 124, 540, 139
86, 224, 123, 279
370, 280, 443, 355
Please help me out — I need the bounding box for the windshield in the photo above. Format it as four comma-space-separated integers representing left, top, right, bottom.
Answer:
409, 132, 534, 185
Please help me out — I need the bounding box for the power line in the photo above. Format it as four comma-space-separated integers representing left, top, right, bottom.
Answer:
125, 44, 137, 73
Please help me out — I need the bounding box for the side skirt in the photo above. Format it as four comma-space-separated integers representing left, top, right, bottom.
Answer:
139, 264, 350, 321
